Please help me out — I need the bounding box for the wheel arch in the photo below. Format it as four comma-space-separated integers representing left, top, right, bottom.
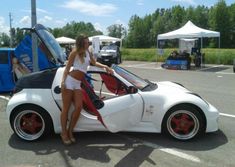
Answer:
10, 103, 55, 134
161, 103, 207, 133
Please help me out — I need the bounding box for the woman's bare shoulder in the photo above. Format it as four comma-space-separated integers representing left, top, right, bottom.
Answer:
68, 49, 77, 59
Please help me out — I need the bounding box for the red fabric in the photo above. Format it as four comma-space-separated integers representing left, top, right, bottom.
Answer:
100, 73, 126, 95
82, 79, 106, 127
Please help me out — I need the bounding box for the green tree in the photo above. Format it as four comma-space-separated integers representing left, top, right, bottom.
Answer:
13, 28, 25, 47
51, 21, 103, 39
171, 5, 185, 28
0, 33, 10, 47
209, 0, 231, 48
229, 3, 235, 47
107, 24, 126, 39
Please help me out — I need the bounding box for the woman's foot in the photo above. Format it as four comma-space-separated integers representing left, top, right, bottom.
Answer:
69, 133, 76, 143
60, 134, 72, 145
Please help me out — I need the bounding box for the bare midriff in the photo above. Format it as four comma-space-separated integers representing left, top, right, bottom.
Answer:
68, 70, 85, 81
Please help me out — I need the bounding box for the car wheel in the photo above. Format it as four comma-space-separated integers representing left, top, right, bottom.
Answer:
162, 105, 205, 141
10, 105, 53, 141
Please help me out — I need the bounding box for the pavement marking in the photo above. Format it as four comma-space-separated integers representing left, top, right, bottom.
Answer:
122, 65, 163, 70
198, 65, 224, 71
216, 72, 235, 75
125, 62, 156, 68
118, 134, 201, 163
220, 112, 235, 118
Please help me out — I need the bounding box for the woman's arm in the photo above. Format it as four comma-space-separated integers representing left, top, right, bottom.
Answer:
89, 51, 113, 74
61, 50, 76, 86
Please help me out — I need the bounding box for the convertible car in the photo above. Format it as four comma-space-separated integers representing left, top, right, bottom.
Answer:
6, 24, 219, 141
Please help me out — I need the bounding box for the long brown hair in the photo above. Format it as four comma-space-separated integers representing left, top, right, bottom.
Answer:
75, 34, 88, 63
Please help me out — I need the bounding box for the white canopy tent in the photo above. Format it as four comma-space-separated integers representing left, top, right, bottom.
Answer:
56, 36, 76, 44
157, 20, 220, 49
89, 35, 122, 47
179, 38, 198, 53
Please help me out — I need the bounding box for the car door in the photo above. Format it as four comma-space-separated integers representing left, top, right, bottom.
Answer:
98, 93, 143, 132
51, 67, 64, 107
88, 71, 144, 132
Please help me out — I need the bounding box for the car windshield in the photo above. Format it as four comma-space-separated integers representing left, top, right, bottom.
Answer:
102, 45, 117, 50
113, 65, 149, 90
37, 28, 65, 65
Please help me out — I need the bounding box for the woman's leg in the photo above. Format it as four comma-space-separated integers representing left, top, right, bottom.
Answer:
60, 88, 73, 142
68, 89, 83, 141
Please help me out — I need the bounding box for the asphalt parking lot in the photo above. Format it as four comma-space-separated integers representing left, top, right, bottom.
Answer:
0, 61, 235, 167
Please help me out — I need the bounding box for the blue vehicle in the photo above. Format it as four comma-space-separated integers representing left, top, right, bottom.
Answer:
0, 27, 66, 93
0, 48, 15, 92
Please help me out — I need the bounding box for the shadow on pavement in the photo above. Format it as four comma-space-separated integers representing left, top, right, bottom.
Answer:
8, 130, 227, 167
198, 66, 230, 72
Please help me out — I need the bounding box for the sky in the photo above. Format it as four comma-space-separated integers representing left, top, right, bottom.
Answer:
0, 0, 234, 35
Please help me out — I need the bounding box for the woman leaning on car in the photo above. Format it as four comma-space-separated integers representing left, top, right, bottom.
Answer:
60, 34, 113, 145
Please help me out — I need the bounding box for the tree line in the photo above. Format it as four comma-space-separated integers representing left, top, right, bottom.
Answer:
0, 0, 234, 48
125, 0, 235, 48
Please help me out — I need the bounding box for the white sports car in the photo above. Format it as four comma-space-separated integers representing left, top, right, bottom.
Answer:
6, 24, 219, 141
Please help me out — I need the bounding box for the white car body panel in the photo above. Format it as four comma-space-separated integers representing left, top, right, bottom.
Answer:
6, 89, 61, 132
139, 81, 219, 132
98, 93, 143, 132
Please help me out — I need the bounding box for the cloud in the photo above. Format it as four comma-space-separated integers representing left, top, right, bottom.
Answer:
0, 17, 9, 34
19, 16, 31, 25
93, 22, 104, 32
55, 19, 68, 26
171, 0, 197, 6
20, 8, 51, 14
114, 19, 127, 28
38, 16, 53, 24
137, 0, 144, 6
61, 0, 118, 16
37, 8, 51, 14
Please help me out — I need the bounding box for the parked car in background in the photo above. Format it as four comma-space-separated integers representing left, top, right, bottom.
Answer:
0, 48, 15, 92
97, 44, 122, 66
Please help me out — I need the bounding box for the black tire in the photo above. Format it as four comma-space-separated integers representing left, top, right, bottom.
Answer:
10, 105, 53, 141
162, 105, 205, 141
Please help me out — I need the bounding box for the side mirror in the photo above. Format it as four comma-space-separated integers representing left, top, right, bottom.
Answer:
128, 86, 138, 94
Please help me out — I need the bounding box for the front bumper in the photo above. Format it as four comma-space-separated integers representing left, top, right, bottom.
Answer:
205, 103, 220, 132
97, 56, 117, 65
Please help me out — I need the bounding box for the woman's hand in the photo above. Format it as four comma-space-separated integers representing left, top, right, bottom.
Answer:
61, 81, 65, 89
105, 66, 114, 75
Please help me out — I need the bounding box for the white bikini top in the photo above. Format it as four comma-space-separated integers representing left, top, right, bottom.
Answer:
73, 51, 90, 73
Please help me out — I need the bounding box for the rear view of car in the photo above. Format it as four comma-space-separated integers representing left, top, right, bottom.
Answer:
97, 44, 121, 66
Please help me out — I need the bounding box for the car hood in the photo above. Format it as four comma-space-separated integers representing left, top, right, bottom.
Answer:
156, 81, 190, 93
